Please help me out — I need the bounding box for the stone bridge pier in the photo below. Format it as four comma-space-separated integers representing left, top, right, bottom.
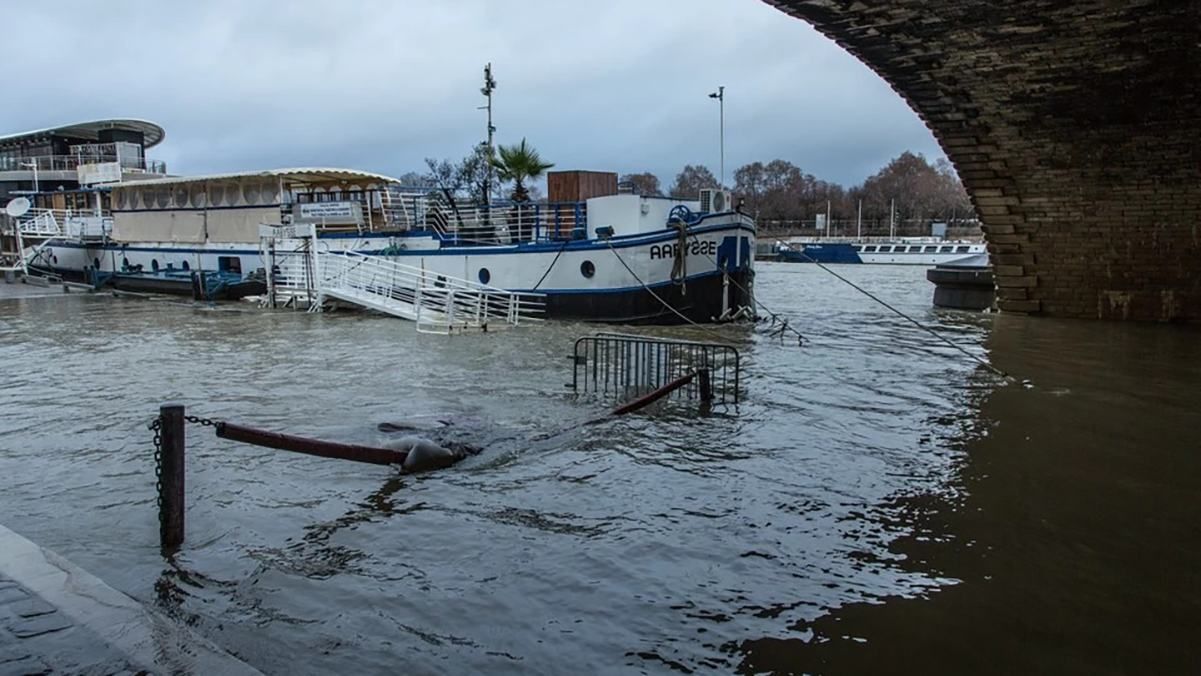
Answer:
765, 0, 1201, 321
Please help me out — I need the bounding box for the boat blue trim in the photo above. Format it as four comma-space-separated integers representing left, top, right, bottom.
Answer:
35, 264, 730, 296
43, 221, 755, 257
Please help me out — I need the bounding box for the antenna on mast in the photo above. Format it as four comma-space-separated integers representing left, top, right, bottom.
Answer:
479, 63, 497, 206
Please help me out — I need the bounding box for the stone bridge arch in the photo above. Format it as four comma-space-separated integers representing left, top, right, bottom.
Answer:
764, 0, 1201, 320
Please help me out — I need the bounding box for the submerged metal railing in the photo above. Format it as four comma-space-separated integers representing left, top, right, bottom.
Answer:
571, 333, 741, 405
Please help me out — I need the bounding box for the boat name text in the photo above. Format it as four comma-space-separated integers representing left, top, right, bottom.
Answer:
649, 240, 717, 260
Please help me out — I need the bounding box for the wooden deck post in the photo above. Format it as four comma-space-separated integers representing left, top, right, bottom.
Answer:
159, 404, 185, 549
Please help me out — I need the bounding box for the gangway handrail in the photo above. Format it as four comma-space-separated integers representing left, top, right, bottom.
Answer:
261, 239, 544, 333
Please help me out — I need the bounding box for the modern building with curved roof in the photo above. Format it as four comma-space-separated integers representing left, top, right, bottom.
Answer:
0, 118, 169, 202
0, 119, 165, 150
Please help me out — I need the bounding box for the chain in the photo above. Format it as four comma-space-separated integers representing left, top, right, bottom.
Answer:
148, 416, 163, 532
148, 412, 219, 541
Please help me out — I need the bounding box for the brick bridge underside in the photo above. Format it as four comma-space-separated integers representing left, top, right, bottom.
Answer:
765, 0, 1201, 321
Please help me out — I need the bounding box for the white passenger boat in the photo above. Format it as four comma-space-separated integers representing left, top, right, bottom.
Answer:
777, 237, 986, 266
20, 169, 757, 324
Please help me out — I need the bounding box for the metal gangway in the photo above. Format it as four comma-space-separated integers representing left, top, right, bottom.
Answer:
260, 225, 545, 334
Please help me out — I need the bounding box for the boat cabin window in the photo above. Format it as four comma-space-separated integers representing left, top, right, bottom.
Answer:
924, 246, 937, 253
864, 245, 877, 252
218, 256, 242, 274
956, 246, 971, 253
939, 246, 953, 252
852, 245, 862, 251
907, 246, 921, 253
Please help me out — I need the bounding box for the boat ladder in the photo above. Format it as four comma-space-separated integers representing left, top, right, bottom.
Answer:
272, 249, 544, 334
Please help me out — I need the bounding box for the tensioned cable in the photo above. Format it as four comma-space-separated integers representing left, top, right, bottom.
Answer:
673, 218, 806, 345
784, 246, 1008, 378
603, 240, 741, 345
532, 239, 570, 291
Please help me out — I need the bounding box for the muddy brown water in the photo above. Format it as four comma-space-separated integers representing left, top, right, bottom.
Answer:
1, 264, 1197, 674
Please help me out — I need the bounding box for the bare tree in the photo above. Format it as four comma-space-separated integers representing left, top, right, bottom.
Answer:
851, 151, 981, 234
620, 172, 663, 196
669, 165, 720, 199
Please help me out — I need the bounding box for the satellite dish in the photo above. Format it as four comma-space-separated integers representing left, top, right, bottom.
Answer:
5, 197, 30, 218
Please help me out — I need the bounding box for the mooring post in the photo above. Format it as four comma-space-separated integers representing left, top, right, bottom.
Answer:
697, 368, 713, 404
159, 404, 185, 549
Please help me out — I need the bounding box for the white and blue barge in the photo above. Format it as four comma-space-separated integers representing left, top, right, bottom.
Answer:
30, 169, 756, 324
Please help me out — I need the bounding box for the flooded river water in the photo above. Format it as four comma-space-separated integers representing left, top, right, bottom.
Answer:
1, 263, 1198, 674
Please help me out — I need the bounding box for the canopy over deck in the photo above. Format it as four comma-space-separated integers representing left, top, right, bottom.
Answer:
0, 119, 165, 149
119, 167, 401, 189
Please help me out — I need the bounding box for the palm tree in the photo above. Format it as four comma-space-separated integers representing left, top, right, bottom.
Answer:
491, 138, 554, 203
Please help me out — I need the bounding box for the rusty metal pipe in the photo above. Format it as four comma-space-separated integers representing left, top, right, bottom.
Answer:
609, 372, 696, 416
215, 422, 407, 466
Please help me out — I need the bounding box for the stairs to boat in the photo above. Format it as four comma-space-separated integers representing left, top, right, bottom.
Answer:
269, 248, 544, 334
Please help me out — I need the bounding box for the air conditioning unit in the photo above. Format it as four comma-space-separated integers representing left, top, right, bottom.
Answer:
699, 188, 732, 213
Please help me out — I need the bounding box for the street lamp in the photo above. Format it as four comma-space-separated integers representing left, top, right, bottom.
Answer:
708, 86, 725, 188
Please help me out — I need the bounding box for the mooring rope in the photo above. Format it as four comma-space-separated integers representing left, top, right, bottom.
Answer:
669, 221, 688, 288
532, 238, 570, 291
673, 220, 806, 346
785, 248, 1008, 378
603, 240, 739, 344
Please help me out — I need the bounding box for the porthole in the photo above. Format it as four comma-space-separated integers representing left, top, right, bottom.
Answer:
478, 268, 491, 285
580, 260, 595, 278
174, 187, 189, 207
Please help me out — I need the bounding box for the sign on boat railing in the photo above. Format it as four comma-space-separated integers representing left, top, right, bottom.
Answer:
259, 222, 316, 240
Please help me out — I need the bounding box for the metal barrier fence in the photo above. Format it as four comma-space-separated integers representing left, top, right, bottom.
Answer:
571, 332, 741, 405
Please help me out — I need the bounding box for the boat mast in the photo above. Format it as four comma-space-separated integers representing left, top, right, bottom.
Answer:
480, 63, 497, 207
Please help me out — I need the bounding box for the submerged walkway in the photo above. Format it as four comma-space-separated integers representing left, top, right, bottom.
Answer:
0, 279, 86, 301
0, 524, 259, 675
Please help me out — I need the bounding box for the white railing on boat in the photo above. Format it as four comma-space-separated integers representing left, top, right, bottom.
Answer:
281, 188, 588, 244
260, 226, 544, 333
314, 251, 545, 333
0, 154, 166, 174
12, 209, 111, 240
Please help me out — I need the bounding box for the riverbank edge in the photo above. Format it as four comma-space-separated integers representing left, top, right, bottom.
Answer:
0, 523, 261, 675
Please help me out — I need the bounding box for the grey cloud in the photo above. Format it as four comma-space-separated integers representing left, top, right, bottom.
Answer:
5, 0, 944, 188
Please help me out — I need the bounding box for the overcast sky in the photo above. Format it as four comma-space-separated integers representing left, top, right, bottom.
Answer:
6, 0, 943, 188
